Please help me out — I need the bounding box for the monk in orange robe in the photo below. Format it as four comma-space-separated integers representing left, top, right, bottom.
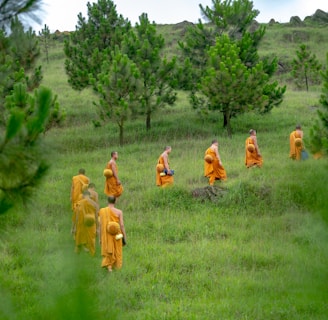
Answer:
70, 168, 90, 211
72, 190, 99, 256
99, 196, 127, 272
245, 129, 263, 168
156, 146, 174, 187
204, 139, 227, 185
104, 151, 123, 198
88, 182, 99, 204
289, 124, 304, 160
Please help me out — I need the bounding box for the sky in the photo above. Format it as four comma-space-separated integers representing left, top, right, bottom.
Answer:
34, 0, 328, 32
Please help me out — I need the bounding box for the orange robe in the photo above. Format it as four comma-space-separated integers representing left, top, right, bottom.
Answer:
99, 207, 123, 270
204, 147, 227, 185
71, 174, 89, 210
89, 190, 98, 204
73, 198, 97, 256
245, 137, 263, 168
104, 163, 123, 197
156, 155, 174, 187
289, 130, 303, 160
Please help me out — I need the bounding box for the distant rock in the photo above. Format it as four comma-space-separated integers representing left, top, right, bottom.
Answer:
172, 20, 194, 36
249, 20, 260, 33
289, 16, 303, 26
311, 9, 328, 23
268, 18, 276, 26
173, 20, 194, 29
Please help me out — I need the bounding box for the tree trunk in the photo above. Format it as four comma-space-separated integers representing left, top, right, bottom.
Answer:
119, 123, 124, 146
223, 110, 232, 138
223, 113, 228, 127
146, 111, 151, 131
305, 74, 309, 92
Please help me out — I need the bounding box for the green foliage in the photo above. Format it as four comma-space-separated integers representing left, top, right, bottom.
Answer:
199, 35, 268, 136
0, 0, 43, 28
178, 20, 215, 89
200, 0, 260, 39
291, 44, 322, 91
43, 93, 66, 133
309, 53, 328, 155
38, 24, 51, 63
64, 0, 131, 90
0, 0, 64, 216
180, 0, 285, 120
0, 84, 53, 214
90, 47, 141, 145
0, 17, 42, 105
1, 11, 328, 320
64, 0, 135, 145
123, 13, 177, 130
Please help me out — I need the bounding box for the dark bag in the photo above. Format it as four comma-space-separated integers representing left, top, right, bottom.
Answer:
301, 150, 309, 160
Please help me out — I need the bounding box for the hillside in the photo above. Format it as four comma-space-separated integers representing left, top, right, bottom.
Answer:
1, 14, 328, 320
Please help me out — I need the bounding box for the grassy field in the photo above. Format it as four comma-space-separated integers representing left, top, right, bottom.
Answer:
0, 22, 328, 319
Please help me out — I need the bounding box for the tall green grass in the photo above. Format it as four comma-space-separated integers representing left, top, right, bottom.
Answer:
1, 25, 328, 319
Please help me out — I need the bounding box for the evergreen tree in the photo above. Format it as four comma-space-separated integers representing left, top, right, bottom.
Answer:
90, 48, 141, 146
0, 18, 65, 131
38, 24, 51, 63
0, 17, 42, 106
179, 0, 285, 129
64, 0, 131, 90
0, 0, 43, 28
178, 19, 215, 90
309, 53, 328, 155
123, 13, 177, 130
0, 83, 52, 213
199, 35, 268, 136
291, 44, 322, 91
0, 3, 64, 214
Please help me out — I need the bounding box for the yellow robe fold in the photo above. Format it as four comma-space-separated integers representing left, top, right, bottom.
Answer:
73, 198, 97, 256
245, 137, 263, 168
104, 163, 123, 197
99, 207, 123, 270
156, 155, 174, 187
204, 147, 227, 185
289, 130, 303, 160
71, 174, 89, 210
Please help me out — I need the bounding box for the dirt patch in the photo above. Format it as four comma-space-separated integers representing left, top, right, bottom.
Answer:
191, 185, 228, 202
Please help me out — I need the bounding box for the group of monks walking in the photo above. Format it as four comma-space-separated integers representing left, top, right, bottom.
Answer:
70, 154, 127, 272
202, 129, 263, 186
156, 125, 306, 188
69, 125, 306, 272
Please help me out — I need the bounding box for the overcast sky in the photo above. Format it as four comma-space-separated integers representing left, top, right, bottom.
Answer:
34, 0, 328, 32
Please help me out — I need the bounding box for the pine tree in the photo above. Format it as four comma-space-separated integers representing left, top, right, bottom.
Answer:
0, 1, 63, 214
309, 53, 328, 156
0, 17, 42, 105
199, 35, 268, 137
0, 18, 65, 132
38, 24, 51, 63
179, 0, 285, 129
123, 13, 177, 130
90, 48, 141, 146
291, 44, 322, 91
64, 0, 131, 90
0, 84, 52, 213
0, 0, 43, 28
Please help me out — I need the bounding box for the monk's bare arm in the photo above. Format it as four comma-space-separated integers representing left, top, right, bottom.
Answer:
119, 211, 127, 241
110, 161, 121, 185
213, 146, 222, 164
252, 136, 261, 156
162, 153, 169, 170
